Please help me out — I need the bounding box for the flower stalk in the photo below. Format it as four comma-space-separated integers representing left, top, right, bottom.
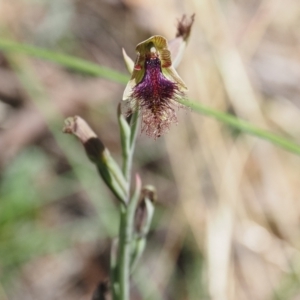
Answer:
63, 109, 146, 300
62, 14, 194, 300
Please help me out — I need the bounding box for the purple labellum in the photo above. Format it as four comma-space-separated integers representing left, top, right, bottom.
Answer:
131, 54, 183, 139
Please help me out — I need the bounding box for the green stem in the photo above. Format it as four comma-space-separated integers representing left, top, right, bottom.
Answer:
117, 204, 131, 300
117, 176, 141, 300
130, 110, 139, 148
114, 110, 140, 300
125, 110, 139, 183
118, 107, 139, 192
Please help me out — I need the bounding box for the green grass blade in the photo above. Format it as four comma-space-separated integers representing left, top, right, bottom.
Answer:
1, 38, 300, 156
0, 39, 128, 84
178, 98, 300, 155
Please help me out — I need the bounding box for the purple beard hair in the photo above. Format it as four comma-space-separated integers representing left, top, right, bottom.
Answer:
131, 56, 183, 139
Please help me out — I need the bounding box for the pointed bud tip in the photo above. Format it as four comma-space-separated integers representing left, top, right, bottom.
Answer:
176, 14, 195, 41
62, 116, 97, 144
142, 185, 157, 203
62, 116, 78, 134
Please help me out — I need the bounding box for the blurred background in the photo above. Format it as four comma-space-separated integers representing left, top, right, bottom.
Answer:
1, 0, 300, 299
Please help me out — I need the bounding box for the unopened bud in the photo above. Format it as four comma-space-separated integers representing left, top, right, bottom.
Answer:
63, 116, 127, 203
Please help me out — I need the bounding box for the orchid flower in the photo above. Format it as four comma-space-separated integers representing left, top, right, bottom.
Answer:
122, 15, 195, 139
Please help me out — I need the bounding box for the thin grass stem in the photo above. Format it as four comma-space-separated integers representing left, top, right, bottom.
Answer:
177, 98, 300, 156
0, 39, 128, 84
